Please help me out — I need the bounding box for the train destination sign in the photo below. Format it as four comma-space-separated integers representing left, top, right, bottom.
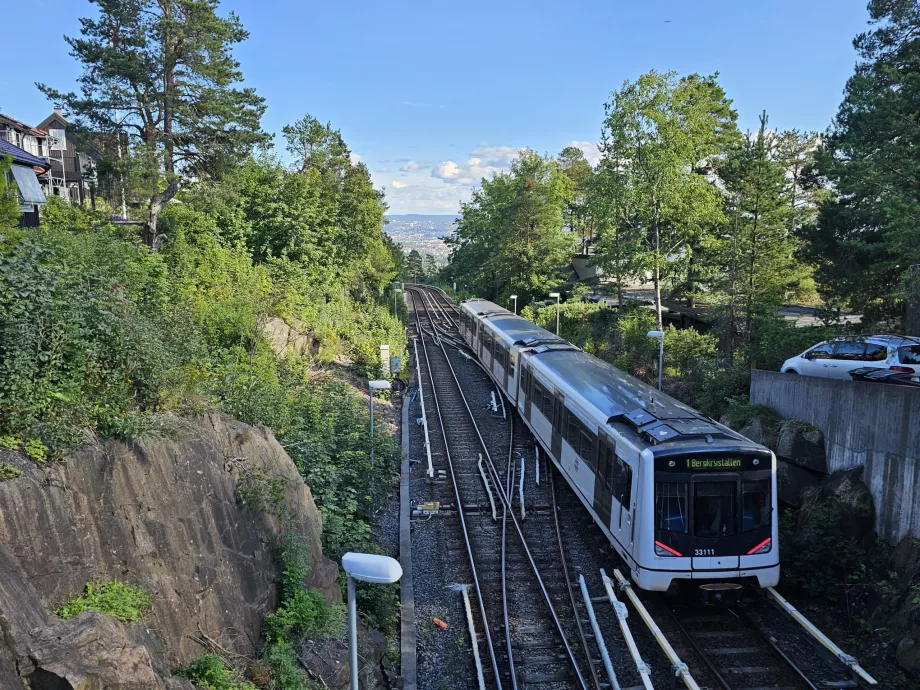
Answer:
655, 456, 766, 473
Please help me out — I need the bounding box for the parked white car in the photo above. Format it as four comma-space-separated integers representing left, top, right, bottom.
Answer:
780, 335, 920, 380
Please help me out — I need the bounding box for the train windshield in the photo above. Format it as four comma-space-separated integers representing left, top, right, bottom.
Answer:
654, 456, 772, 539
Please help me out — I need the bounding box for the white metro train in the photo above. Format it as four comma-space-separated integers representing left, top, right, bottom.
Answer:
458, 298, 779, 593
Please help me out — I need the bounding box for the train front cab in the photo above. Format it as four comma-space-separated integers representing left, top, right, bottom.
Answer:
633, 447, 780, 594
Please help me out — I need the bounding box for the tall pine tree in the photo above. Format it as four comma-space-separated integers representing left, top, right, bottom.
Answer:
808, 0, 920, 326
39, 0, 268, 249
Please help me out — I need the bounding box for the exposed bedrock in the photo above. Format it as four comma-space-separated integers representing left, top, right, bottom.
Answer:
0, 413, 343, 688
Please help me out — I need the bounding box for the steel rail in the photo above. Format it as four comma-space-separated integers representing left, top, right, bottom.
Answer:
409, 285, 589, 690
408, 288, 504, 689
502, 426, 518, 689
550, 466, 604, 690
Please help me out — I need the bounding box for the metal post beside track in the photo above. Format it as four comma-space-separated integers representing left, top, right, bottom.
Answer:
600, 569, 654, 690
611, 569, 701, 690
767, 587, 878, 685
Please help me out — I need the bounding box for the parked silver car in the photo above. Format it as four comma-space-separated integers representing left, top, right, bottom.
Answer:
780, 334, 920, 380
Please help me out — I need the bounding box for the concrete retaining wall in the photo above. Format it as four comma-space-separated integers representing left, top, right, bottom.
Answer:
750, 369, 920, 542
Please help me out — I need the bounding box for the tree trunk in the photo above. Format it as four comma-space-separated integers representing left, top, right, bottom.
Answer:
143, 178, 179, 251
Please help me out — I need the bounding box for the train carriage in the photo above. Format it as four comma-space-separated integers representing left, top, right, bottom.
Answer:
459, 299, 780, 594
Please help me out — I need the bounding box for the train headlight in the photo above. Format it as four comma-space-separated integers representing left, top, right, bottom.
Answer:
654, 540, 682, 557
746, 537, 772, 555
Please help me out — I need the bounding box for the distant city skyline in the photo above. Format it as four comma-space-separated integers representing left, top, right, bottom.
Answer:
5, 1, 871, 214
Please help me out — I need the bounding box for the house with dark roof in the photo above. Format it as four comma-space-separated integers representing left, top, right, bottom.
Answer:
1, 137, 51, 227
37, 107, 100, 205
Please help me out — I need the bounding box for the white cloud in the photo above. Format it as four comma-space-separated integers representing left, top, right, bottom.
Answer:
567, 140, 602, 167
431, 145, 523, 185
402, 160, 420, 172
349, 152, 362, 165
433, 161, 461, 180
377, 167, 390, 173
391, 180, 406, 188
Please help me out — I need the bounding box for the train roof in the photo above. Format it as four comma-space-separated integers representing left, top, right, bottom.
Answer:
537, 348, 763, 455
462, 300, 565, 345
469, 303, 763, 455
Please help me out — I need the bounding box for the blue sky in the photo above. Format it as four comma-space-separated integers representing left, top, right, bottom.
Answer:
5, 0, 870, 214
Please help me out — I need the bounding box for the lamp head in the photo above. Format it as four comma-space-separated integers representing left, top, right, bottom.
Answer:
369, 380, 391, 391
549, 292, 560, 298
510, 294, 517, 300
342, 552, 403, 584
647, 330, 664, 339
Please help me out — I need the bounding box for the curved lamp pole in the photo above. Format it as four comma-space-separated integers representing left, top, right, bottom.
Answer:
510, 294, 518, 315
342, 553, 402, 690
549, 292, 560, 335
647, 330, 664, 391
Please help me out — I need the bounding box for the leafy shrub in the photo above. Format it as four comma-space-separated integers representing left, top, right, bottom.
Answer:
722, 397, 781, 430
259, 534, 343, 689
237, 467, 289, 519
0, 233, 202, 449
0, 461, 22, 481
24, 439, 49, 463
177, 654, 257, 690
55, 580, 152, 622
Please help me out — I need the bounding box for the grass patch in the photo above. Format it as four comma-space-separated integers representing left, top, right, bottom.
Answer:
55, 580, 152, 622
0, 461, 21, 481
237, 466, 289, 519
177, 654, 257, 690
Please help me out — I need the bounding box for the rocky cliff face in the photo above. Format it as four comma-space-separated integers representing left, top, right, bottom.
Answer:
0, 413, 340, 688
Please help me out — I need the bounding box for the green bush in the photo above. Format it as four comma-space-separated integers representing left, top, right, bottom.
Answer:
0, 461, 22, 481
0, 232, 202, 449
177, 654, 257, 690
237, 467, 289, 519
55, 580, 152, 622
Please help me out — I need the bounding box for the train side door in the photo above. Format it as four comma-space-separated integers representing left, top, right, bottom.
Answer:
502, 346, 510, 392
593, 430, 615, 529
521, 359, 532, 420
551, 392, 565, 459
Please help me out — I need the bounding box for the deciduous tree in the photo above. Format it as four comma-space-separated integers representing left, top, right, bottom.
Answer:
600, 71, 739, 329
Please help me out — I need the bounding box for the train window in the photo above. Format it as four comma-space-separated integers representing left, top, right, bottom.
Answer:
693, 482, 737, 538
656, 482, 688, 533
580, 430, 596, 469
533, 380, 546, 414
614, 458, 632, 507
541, 385, 553, 419
601, 445, 615, 491
566, 411, 580, 447
508, 353, 516, 379
742, 480, 770, 532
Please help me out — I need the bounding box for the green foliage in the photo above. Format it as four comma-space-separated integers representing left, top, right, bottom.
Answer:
237, 467, 289, 519
600, 70, 739, 328
0, 462, 22, 481
0, 156, 22, 231
177, 654, 257, 690
55, 580, 152, 622
445, 150, 575, 305
722, 398, 781, 430
0, 230, 201, 450
806, 0, 920, 325
259, 534, 344, 690
24, 439, 49, 463
39, 0, 269, 234
0, 435, 20, 450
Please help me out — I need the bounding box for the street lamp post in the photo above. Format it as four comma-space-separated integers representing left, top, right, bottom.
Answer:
368, 380, 391, 465
342, 553, 403, 690
510, 294, 518, 315
392, 283, 402, 316
647, 330, 664, 391
549, 292, 561, 335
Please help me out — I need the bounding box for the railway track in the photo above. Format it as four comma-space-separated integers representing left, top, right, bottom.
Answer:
407, 285, 598, 690
406, 284, 877, 690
